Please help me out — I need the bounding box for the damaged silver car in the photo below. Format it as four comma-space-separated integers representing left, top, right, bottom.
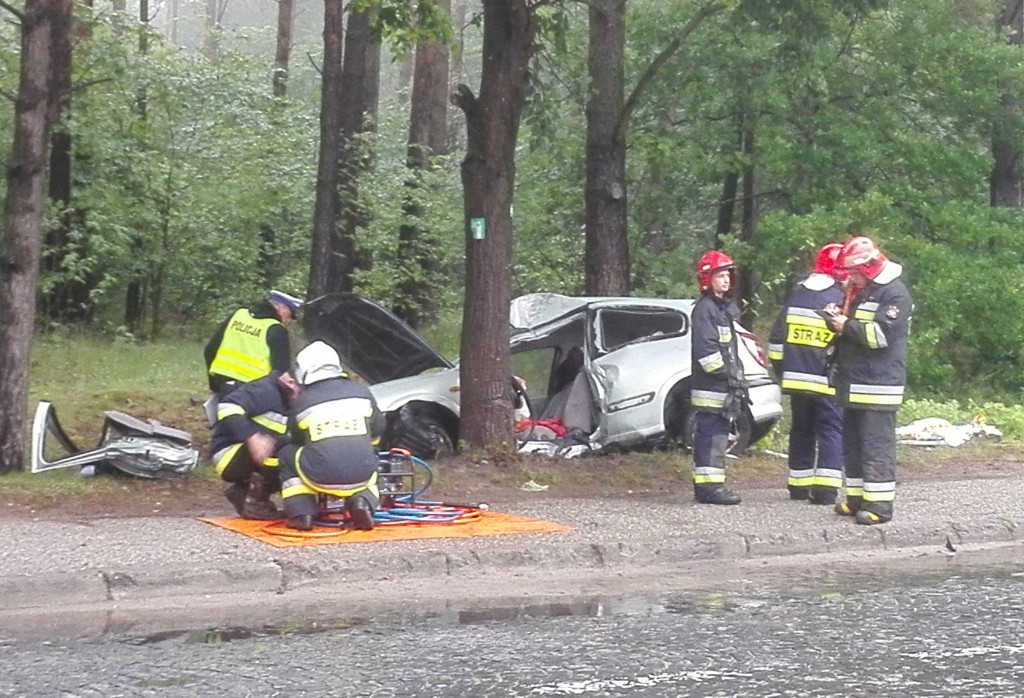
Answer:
304, 292, 782, 459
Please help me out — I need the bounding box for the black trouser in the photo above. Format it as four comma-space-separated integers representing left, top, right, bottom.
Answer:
693, 411, 730, 494
842, 408, 897, 516
788, 394, 843, 495
277, 444, 379, 519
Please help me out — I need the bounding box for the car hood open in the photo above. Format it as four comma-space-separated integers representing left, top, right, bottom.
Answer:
302, 293, 453, 384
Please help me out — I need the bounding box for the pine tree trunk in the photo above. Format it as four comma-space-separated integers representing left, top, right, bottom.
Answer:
991, 0, 1023, 207
395, 0, 451, 328
327, 4, 381, 293
308, 0, 344, 299
452, 0, 534, 452
584, 0, 629, 296
272, 0, 294, 98
0, 0, 65, 474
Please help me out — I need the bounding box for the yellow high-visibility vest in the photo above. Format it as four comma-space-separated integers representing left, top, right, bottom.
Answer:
208, 308, 280, 383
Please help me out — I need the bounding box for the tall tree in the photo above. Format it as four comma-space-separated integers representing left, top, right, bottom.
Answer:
584, 0, 628, 295
991, 0, 1023, 207
308, 0, 345, 299
202, 0, 226, 60
451, 0, 536, 452
584, 1, 724, 295
0, 0, 68, 474
40, 0, 90, 323
394, 0, 451, 327
326, 3, 382, 292
273, 0, 294, 98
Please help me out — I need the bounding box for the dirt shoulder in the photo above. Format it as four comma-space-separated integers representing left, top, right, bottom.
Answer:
3, 439, 1020, 522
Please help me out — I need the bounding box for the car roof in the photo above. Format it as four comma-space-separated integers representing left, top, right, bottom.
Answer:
510, 293, 695, 330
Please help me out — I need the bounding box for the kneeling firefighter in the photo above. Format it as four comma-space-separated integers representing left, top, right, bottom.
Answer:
277, 341, 386, 531
209, 372, 291, 520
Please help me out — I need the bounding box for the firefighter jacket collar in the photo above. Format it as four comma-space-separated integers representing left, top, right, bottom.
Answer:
873, 261, 902, 285
800, 273, 836, 292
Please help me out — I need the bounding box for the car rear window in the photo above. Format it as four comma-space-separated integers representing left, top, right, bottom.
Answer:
597, 308, 688, 352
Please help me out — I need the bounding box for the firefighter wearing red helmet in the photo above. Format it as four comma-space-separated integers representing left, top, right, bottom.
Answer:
689, 249, 744, 505
767, 243, 847, 505
820, 235, 913, 525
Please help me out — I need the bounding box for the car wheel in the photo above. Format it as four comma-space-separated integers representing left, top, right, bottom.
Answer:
386, 406, 456, 460
683, 408, 754, 454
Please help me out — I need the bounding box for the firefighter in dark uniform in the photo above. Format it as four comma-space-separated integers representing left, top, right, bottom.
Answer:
204, 290, 303, 400
768, 243, 846, 505
690, 250, 746, 505
822, 235, 913, 525
277, 341, 385, 532
208, 371, 291, 520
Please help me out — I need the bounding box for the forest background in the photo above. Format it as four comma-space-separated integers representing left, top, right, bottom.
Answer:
3, 0, 1024, 473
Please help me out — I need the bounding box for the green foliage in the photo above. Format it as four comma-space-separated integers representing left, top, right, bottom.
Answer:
47, 16, 320, 330
351, 0, 455, 55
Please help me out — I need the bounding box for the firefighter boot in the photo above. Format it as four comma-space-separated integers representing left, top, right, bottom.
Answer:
286, 514, 315, 531
347, 494, 375, 531
788, 486, 810, 501
694, 484, 742, 505
834, 496, 863, 517
223, 480, 248, 516
240, 472, 280, 521
808, 486, 837, 506
855, 503, 893, 526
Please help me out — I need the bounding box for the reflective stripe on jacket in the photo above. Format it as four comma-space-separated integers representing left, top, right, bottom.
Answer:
833, 263, 913, 411
209, 308, 281, 383
690, 293, 741, 414
208, 371, 290, 457
768, 275, 845, 396
288, 378, 386, 487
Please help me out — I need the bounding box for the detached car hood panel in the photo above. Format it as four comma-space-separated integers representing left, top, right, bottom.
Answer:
303, 293, 453, 384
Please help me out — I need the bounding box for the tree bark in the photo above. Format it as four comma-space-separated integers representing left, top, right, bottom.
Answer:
395, 0, 451, 328
42, 0, 90, 323
452, 0, 535, 453
737, 127, 757, 321
325, 4, 381, 292
991, 0, 1023, 207
203, 0, 225, 60
0, 0, 63, 474
308, 0, 345, 299
584, 0, 629, 296
273, 0, 294, 98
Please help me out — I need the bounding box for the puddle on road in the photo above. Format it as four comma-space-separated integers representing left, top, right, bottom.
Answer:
120, 547, 1024, 646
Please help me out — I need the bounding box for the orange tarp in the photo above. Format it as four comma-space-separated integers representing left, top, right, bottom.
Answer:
199, 510, 573, 548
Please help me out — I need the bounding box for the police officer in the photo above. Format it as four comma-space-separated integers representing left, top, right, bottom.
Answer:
204, 290, 303, 400
208, 371, 291, 520
823, 236, 913, 525
277, 341, 385, 531
690, 250, 745, 505
768, 243, 846, 504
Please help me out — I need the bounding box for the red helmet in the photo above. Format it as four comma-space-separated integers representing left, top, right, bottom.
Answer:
839, 236, 887, 279
696, 250, 736, 292
813, 243, 843, 276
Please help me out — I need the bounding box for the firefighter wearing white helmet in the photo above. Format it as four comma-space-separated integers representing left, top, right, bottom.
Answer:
276, 341, 386, 531
820, 235, 913, 525
689, 249, 744, 506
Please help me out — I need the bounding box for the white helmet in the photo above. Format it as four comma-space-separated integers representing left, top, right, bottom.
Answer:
293, 341, 344, 385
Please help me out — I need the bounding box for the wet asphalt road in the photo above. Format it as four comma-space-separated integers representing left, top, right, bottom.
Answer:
4, 564, 1024, 697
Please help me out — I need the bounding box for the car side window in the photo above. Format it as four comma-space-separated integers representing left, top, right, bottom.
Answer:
596, 308, 689, 353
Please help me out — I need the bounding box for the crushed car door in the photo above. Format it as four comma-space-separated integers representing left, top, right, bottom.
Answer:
588, 304, 690, 445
